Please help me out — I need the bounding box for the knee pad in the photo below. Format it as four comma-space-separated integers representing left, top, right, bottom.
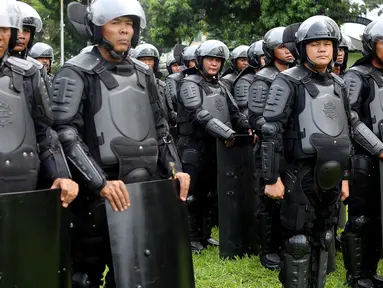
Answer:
345, 215, 370, 236
285, 234, 310, 259
320, 229, 333, 250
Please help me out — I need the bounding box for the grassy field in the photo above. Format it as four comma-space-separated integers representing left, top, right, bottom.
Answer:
193, 228, 383, 288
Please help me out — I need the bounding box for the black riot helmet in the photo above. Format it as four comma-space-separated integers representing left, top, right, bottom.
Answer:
131, 43, 160, 71
336, 32, 353, 71
230, 45, 249, 70
166, 54, 178, 74
195, 40, 230, 77
362, 19, 383, 64
263, 26, 293, 66
182, 45, 198, 67
283, 22, 301, 60
296, 15, 341, 69
247, 40, 264, 69
0, 0, 22, 54
85, 0, 146, 59
15, 1, 43, 58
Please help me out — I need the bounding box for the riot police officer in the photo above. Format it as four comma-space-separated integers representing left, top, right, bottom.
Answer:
261, 16, 358, 287
0, 0, 78, 204
247, 27, 294, 270
166, 54, 181, 74
221, 45, 249, 93
52, 0, 190, 286
231, 40, 265, 116
177, 40, 251, 253
132, 43, 177, 126
333, 33, 352, 76
29, 42, 55, 81
342, 19, 383, 288
182, 44, 199, 69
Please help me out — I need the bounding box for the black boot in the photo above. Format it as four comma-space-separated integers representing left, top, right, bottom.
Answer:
186, 195, 205, 253
259, 212, 280, 270
201, 191, 219, 248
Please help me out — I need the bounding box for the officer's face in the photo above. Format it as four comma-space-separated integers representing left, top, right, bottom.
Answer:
138, 56, 155, 70
336, 47, 345, 64
188, 59, 196, 69
376, 41, 383, 63
171, 63, 181, 73
274, 45, 294, 63
14, 26, 31, 52
203, 57, 222, 76
102, 16, 134, 53
260, 56, 265, 68
0, 27, 11, 59
36, 57, 51, 71
236, 57, 248, 71
305, 40, 333, 67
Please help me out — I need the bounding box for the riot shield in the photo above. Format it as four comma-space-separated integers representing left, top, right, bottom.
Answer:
0, 189, 71, 288
217, 135, 258, 259
106, 179, 195, 288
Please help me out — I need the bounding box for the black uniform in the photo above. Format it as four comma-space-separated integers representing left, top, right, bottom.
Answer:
177, 70, 250, 251
51, 48, 182, 287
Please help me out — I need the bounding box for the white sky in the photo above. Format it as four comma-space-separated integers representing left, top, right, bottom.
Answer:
343, 1, 382, 39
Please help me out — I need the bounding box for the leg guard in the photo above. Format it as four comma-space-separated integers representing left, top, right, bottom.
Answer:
282, 234, 310, 288
186, 195, 204, 253
342, 216, 371, 286
327, 226, 336, 275
311, 229, 333, 288
201, 191, 219, 247
259, 211, 280, 269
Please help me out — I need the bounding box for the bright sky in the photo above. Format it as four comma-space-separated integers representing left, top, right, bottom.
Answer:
343, 1, 382, 39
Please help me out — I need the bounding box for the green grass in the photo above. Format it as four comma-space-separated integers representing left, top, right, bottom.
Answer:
193, 228, 383, 288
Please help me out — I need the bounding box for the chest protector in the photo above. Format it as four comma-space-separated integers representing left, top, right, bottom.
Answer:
202, 83, 232, 128
68, 53, 159, 183
282, 67, 351, 190
0, 58, 40, 192
352, 65, 383, 137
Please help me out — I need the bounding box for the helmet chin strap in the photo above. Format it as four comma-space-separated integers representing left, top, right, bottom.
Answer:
306, 56, 332, 73
275, 57, 294, 66
102, 38, 129, 60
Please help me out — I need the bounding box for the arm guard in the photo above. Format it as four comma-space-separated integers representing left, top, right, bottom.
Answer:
248, 79, 270, 130
58, 126, 107, 192
196, 110, 234, 140
261, 122, 282, 184
38, 128, 71, 181
351, 111, 383, 156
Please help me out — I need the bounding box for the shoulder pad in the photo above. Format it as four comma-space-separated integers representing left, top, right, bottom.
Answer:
179, 80, 202, 110
26, 56, 44, 70
344, 71, 363, 106
222, 72, 237, 83
350, 64, 373, 76
263, 77, 292, 121
184, 74, 204, 84
234, 77, 252, 107
280, 66, 310, 84
257, 66, 279, 83
66, 52, 102, 73
234, 66, 255, 85
331, 72, 346, 87
167, 72, 184, 82
157, 78, 166, 88
130, 57, 151, 75
51, 67, 84, 123
6, 56, 37, 76
248, 78, 270, 115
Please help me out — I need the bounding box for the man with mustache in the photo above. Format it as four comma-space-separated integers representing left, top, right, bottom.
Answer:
29, 42, 55, 84
0, 0, 78, 204
177, 40, 251, 253
247, 27, 294, 270
51, 0, 191, 286
260, 15, 383, 287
